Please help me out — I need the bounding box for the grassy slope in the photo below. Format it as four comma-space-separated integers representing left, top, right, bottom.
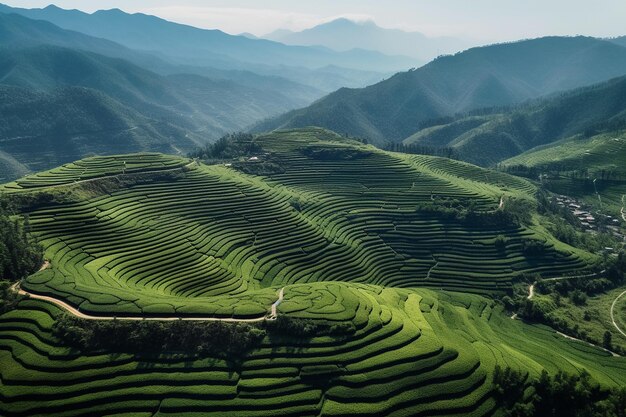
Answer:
531, 285, 626, 353
404, 75, 626, 167
0, 285, 624, 417
504, 132, 626, 173
0, 128, 621, 416
503, 131, 626, 214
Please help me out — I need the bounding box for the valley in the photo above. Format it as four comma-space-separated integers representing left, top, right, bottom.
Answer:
0, 2, 625, 416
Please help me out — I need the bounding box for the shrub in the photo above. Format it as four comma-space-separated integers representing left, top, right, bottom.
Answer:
52, 315, 266, 358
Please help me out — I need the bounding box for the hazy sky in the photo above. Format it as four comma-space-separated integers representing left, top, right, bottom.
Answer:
5, 0, 626, 41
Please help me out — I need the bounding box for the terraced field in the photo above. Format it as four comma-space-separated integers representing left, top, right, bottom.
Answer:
2, 129, 592, 317
503, 132, 626, 214
503, 132, 626, 174
1, 284, 625, 417
0, 128, 620, 416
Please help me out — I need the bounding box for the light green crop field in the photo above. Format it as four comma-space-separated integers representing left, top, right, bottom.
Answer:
0, 128, 622, 416
503, 132, 626, 214
504, 132, 626, 174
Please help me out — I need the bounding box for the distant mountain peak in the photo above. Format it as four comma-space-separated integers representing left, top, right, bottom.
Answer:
264, 17, 466, 62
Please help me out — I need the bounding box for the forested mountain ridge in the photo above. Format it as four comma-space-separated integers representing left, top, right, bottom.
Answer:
0, 85, 198, 182
0, 4, 415, 75
404, 75, 626, 166
255, 37, 626, 144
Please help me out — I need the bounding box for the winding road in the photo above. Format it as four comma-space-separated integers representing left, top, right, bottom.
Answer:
517, 269, 623, 356
12, 262, 285, 322
610, 290, 626, 338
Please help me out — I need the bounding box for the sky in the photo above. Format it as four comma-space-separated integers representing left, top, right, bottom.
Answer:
4, 0, 626, 42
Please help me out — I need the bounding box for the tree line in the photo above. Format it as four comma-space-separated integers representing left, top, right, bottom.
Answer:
500, 164, 626, 182
188, 132, 260, 161
0, 199, 43, 314
383, 142, 459, 159
493, 366, 626, 417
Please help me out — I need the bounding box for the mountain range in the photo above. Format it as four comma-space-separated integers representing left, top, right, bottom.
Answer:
404, 75, 626, 166
0, 84, 197, 181
255, 36, 626, 145
265, 18, 468, 63
0, 3, 415, 90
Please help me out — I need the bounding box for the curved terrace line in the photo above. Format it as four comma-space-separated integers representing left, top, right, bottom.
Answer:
13, 159, 198, 190
12, 262, 285, 322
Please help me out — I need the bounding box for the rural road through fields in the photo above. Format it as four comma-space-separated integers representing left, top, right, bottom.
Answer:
519, 269, 623, 356
12, 262, 285, 322
610, 290, 626, 338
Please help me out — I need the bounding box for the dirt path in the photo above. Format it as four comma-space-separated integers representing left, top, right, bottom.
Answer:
621, 195, 626, 222
527, 284, 535, 300
425, 259, 440, 280
556, 331, 620, 357
13, 262, 285, 322
610, 290, 626, 339
526, 270, 606, 300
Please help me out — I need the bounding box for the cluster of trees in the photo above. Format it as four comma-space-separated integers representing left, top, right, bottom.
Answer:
188, 133, 261, 161
500, 164, 626, 183
0, 206, 43, 282
302, 146, 371, 161
51, 314, 359, 358
53, 315, 266, 358
382, 142, 458, 159
0, 201, 43, 314
414, 196, 533, 229
266, 316, 355, 338
493, 366, 626, 417
514, 253, 626, 355
583, 117, 626, 138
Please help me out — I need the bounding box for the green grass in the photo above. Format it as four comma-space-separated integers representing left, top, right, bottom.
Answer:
0, 284, 624, 417
0, 127, 621, 416
530, 285, 626, 352
504, 132, 626, 173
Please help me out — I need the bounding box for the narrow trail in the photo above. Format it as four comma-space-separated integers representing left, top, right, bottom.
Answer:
527, 284, 535, 300
425, 259, 440, 280
556, 331, 620, 357
610, 290, 626, 339
516, 269, 624, 356
621, 195, 626, 222
525, 270, 605, 300
12, 262, 285, 323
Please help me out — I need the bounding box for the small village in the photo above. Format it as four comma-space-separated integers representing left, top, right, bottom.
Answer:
554, 194, 625, 249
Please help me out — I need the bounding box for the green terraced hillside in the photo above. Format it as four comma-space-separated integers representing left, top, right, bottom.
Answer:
503, 131, 626, 214
1, 128, 594, 316
0, 127, 621, 417
1, 284, 625, 417
503, 132, 626, 173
